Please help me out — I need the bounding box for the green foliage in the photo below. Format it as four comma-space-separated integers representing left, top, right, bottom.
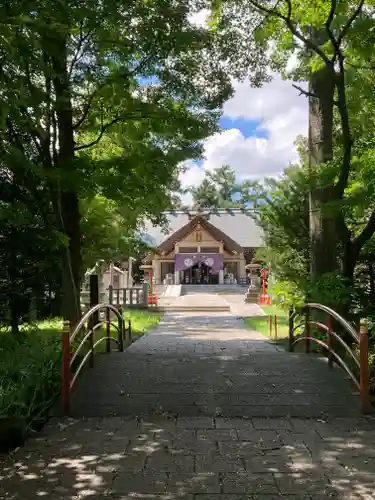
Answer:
0, 330, 61, 433
0, 0, 233, 325
80, 195, 150, 270
183, 163, 261, 208
309, 272, 356, 310
0, 309, 161, 451
188, 178, 220, 208
269, 280, 305, 310
206, 164, 238, 201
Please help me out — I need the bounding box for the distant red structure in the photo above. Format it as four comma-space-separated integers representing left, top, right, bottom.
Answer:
258, 267, 271, 305
147, 270, 158, 305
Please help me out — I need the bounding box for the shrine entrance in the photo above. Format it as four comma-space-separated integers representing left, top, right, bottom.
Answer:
182, 262, 218, 285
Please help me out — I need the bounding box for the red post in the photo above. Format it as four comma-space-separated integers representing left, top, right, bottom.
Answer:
268, 314, 272, 337
359, 322, 370, 413
327, 315, 334, 368
305, 307, 310, 354
149, 270, 153, 298
106, 307, 111, 353
61, 320, 71, 414
274, 314, 278, 340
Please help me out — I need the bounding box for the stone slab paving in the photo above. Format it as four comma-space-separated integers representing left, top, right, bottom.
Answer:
2, 415, 375, 499
220, 295, 266, 317
2, 311, 373, 499
68, 312, 360, 419
158, 294, 231, 310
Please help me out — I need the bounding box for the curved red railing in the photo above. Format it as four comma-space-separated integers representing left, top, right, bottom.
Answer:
61, 303, 131, 413
288, 303, 370, 413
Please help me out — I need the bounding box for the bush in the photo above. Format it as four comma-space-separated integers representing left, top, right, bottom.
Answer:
0, 327, 62, 452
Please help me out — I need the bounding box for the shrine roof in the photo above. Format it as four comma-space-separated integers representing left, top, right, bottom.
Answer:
141, 209, 264, 249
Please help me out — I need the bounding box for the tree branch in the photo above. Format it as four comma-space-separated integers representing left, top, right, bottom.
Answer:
336, 210, 351, 247
325, 0, 340, 54
68, 24, 93, 80
352, 209, 375, 254
74, 112, 117, 151
73, 89, 98, 130
292, 83, 318, 99
337, 0, 365, 47
73, 57, 153, 131
249, 0, 331, 64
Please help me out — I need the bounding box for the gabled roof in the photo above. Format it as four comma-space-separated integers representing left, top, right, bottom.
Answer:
141, 209, 264, 248
158, 215, 244, 254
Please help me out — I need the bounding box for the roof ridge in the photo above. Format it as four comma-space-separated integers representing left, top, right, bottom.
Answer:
165, 208, 257, 215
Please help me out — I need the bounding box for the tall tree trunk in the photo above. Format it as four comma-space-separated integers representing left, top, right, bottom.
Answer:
51, 35, 81, 325
308, 63, 338, 284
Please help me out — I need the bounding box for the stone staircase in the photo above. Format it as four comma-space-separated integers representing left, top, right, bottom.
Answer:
153, 284, 167, 297
157, 293, 231, 312
181, 284, 247, 295
163, 285, 182, 298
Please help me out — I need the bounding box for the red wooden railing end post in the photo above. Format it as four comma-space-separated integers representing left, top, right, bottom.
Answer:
274, 314, 278, 340
268, 314, 272, 337
359, 321, 371, 413
61, 320, 71, 414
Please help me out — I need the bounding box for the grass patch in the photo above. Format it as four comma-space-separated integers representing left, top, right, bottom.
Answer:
243, 305, 290, 340
0, 308, 162, 453
126, 308, 162, 339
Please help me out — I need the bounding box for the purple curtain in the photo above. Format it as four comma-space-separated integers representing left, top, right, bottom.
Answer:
175, 253, 223, 273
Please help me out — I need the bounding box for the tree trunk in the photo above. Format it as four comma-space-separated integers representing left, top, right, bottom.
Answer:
51, 34, 81, 325
308, 63, 338, 283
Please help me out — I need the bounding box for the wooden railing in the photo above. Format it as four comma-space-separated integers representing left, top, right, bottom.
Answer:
289, 303, 370, 413
61, 303, 131, 413
108, 283, 148, 308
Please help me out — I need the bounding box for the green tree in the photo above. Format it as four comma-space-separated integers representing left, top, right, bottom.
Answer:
189, 178, 220, 208
207, 164, 237, 201
210, 0, 375, 307
1, 0, 231, 323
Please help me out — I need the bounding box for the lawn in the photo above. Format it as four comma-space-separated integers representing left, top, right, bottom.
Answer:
243, 304, 290, 340
37, 308, 162, 350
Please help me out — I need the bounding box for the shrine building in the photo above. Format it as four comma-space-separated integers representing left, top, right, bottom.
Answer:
141, 209, 264, 285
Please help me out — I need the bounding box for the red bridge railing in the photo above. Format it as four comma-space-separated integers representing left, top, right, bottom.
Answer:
61, 303, 131, 413
289, 303, 370, 413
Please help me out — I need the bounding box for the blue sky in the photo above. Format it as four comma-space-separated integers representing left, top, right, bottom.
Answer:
219, 117, 269, 140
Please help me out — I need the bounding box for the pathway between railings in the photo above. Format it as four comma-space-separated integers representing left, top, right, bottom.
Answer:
2, 311, 375, 500
68, 311, 359, 418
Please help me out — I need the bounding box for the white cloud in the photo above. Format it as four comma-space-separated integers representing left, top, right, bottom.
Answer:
188, 8, 210, 27
180, 74, 308, 192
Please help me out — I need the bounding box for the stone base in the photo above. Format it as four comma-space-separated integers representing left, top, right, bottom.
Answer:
244, 291, 258, 304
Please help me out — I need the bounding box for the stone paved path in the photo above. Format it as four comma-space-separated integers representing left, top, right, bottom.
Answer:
2, 415, 375, 499
2, 311, 374, 500
69, 312, 359, 419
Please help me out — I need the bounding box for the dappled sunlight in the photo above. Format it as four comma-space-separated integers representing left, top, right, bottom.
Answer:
3, 311, 372, 498
2, 416, 375, 499
64, 311, 363, 420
